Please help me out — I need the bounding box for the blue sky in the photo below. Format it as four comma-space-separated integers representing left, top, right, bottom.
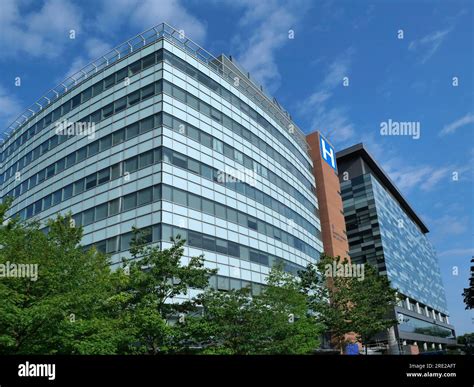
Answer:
0, 0, 472, 334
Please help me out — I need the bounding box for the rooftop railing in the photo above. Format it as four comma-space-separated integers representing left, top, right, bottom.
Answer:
1, 22, 310, 155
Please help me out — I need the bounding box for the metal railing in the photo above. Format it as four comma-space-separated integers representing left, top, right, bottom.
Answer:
1, 23, 310, 156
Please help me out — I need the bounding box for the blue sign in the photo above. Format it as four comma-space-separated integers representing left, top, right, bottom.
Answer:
319, 134, 337, 171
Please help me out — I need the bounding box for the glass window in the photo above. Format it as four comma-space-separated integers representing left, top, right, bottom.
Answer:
162, 185, 172, 201
88, 141, 99, 157
102, 104, 114, 119
99, 135, 112, 151
129, 61, 141, 76
188, 193, 201, 211
124, 157, 138, 173
210, 108, 221, 122
237, 212, 247, 227
126, 123, 139, 139
212, 139, 223, 154
42, 195, 52, 210
188, 231, 202, 248
112, 129, 125, 145
52, 190, 62, 205
138, 187, 153, 206
104, 74, 115, 89
217, 277, 230, 291
46, 164, 55, 178
200, 132, 212, 148
172, 86, 186, 102
111, 163, 121, 180
172, 153, 187, 169
95, 203, 108, 221
120, 232, 133, 251
153, 185, 161, 201
140, 116, 154, 133
163, 80, 172, 95
63, 184, 73, 200
187, 125, 199, 142
188, 159, 200, 174
76, 147, 87, 162
227, 208, 238, 224
139, 151, 153, 168
90, 109, 101, 124
62, 100, 72, 114
116, 67, 128, 83
128, 90, 140, 106
202, 198, 214, 215
202, 236, 216, 251
215, 203, 226, 219
223, 144, 233, 159
108, 198, 120, 216
85, 174, 97, 190
187, 94, 199, 110
114, 97, 127, 113
199, 102, 210, 116
73, 180, 84, 195
201, 164, 213, 180
56, 158, 65, 173
222, 115, 232, 130
216, 239, 228, 254
228, 242, 240, 257
142, 53, 155, 69
106, 237, 118, 253
92, 82, 103, 97
174, 189, 187, 206
123, 193, 137, 211
82, 208, 94, 225
161, 224, 172, 242
141, 84, 155, 100
97, 168, 110, 184
82, 87, 92, 102
70, 94, 81, 110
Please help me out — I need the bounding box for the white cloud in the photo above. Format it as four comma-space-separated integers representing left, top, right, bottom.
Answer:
228, 0, 310, 92
437, 248, 474, 258
383, 157, 455, 192
408, 28, 452, 64
383, 162, 451, 193
96, 0, 207, 43
0, 0, 83, 59
0, 85, 24, 134
61, 38, 112, 81
298, 48, 355, 143
440, 113, 474, 136
432, 215, 469, 236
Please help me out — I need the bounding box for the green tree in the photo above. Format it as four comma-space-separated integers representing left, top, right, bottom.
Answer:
299, 254, 354, 353
185, 264, 324, 354
347, 264, 398, 354
299, 254, 397, 354
0, 208, 122, 354
114, 230, 217, 354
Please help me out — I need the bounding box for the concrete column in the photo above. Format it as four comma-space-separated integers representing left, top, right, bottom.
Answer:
446, 316, 450, 324
406, 298, 411, 310
416, 302, 421, 314
425, 306, 429, 317
423, 343, 428, 351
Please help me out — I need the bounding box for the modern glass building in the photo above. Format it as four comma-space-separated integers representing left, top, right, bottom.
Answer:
336, 144, 456, 353
0, 23, 323, 297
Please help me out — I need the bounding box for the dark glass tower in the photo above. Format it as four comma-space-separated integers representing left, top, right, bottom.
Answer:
337, 143, 456, 354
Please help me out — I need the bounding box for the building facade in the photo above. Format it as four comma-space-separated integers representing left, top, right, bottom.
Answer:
306, 131, 349, 260
336, 144, 456, 353
0, 24, 323, 298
